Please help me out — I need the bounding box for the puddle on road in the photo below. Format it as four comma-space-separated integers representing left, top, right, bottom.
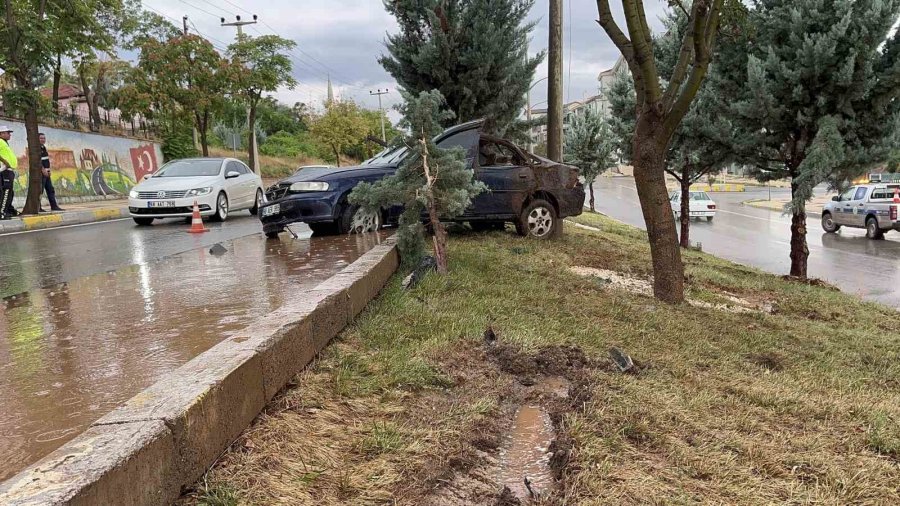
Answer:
497, 405, 556, 501
0, 232, 385, 481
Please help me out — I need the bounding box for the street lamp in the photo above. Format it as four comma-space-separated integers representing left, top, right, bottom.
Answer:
525, 77, 549, 153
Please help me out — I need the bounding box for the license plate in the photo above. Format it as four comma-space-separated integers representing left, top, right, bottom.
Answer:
148, 201, 176, 208
262, 204, 280, 217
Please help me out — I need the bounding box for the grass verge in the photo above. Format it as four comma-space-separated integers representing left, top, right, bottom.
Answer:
182, 212, 900, 505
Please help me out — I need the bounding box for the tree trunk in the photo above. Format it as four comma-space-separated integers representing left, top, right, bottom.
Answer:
633, 115, 684, 303
247, 103, 258, 172
77, 65, 99, 131
789, 180, 808, 278
22, 105, 44, 215
197, 111, 209, 156
52, 53, 62, 114
588, 180, 596, 211
679, 174, 691, 249
333, 146, 341, 167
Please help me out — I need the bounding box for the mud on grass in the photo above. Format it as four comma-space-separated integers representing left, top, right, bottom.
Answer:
185, 213, 900, 504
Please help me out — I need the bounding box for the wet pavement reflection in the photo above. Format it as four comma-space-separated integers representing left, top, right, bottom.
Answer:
0, 230, 385, 481
592, 178, 900, 309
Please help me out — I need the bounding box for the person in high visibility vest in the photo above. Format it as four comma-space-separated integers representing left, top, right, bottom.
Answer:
39, 133, 63, 212
0, 125, 18, 220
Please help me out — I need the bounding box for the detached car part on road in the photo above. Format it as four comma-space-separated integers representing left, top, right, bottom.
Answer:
821, 184, 900, 239
258, 120, 585, 239
128, 158, 264, 225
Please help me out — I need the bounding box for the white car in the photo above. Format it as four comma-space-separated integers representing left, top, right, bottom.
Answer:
670, 190, 717, 222
128, 158, 264, 226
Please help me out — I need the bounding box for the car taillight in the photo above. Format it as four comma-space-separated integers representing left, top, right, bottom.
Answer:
708, 204, 716, 210
892, 205, 898, 221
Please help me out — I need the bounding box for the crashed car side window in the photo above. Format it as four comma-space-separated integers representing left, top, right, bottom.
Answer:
436, 129, 479, 163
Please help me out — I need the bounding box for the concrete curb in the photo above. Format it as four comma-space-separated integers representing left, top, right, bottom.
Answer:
742, 199, 823, 217
0, 206, 129, 235
0, 236, 399, 506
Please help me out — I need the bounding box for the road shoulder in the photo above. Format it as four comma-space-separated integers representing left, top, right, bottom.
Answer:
0, 200, 129, 235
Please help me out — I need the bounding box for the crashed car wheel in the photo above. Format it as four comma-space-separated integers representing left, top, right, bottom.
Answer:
516, 199, 557, 239
337, 204, 381, 234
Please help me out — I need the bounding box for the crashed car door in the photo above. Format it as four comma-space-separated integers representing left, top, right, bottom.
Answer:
469, 138, 534, 218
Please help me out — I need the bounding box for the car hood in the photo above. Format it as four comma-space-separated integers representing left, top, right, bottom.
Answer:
278, 164, 396, 184
134, 175, 219, 191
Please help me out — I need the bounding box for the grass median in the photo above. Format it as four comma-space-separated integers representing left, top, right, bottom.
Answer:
184, 212, 900, 505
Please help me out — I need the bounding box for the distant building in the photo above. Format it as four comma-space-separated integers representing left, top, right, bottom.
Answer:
527, 55, 630, 148
39, 84, 145, 134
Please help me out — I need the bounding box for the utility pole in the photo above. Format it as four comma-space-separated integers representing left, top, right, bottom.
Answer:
220, 14, 258, 37
183, 16, 200, 152
369, 88, 389, 143
221, 14, 259, 172
547, 0, 563, 162
526, 88, 533, 153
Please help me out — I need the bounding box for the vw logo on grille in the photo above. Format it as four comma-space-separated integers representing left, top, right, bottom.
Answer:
157, 191, 166, 199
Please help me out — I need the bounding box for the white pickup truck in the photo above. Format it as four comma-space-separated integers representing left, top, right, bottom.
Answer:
821, 184, 900, 239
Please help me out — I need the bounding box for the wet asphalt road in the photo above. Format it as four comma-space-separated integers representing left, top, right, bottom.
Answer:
0, 212, 386, 481
591, 177, 900, 309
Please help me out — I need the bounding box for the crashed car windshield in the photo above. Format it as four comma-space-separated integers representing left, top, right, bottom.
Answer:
365, 145, 409, 166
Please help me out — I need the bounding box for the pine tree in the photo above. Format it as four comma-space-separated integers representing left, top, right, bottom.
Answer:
564, 109, 616, 212
379, 0, 542, 137
349, 90, 487, 272
717, 0, 900, 278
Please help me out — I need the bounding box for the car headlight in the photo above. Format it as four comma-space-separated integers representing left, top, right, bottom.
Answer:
186, 187, 212, 197
290, 181, 329, 192
129, 190, 138, 199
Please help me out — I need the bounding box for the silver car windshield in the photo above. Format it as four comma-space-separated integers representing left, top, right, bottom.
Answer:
154, 160, 222, 177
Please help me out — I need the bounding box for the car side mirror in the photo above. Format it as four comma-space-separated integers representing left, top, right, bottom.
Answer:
225, 171, 240, 179
142, 174, 152, 181
831, 196, 840, 202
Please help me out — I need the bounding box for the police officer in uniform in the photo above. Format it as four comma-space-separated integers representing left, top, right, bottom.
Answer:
39, 133, 63, 212
0, 125, 17, 220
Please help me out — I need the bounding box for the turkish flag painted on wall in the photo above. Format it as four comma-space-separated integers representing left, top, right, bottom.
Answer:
130, 145, 159, 181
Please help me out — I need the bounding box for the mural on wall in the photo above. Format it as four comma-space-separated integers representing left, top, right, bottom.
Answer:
1, 119, 163, 199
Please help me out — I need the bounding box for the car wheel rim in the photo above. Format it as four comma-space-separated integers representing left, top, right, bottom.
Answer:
528, 206, 552, 237
219, 195, 228, 219
824, 217, 833, 229
256, 191, 262, 208
350, 209, 379, 234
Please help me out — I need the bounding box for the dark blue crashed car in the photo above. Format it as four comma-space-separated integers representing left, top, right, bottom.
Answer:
259, 120, 584, 239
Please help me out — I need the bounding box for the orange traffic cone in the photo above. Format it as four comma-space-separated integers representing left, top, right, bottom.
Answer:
186, 201, 209, 234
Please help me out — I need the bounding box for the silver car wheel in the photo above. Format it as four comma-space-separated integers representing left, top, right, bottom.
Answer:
528, 206, 553, 238
349, 208, 380, 234
218, 193, 228, 221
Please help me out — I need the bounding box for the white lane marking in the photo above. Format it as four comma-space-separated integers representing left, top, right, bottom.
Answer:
1, 218, 131, 237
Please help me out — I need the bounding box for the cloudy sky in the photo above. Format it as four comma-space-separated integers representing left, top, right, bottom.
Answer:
144, 0, 669, 121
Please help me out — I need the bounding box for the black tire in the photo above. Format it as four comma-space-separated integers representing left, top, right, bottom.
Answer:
133, 217, 154, 226
249, 189, 263, 216
336, 204, 381, 234
865, 216, 884, 240
265, 230, 280, 239
211, 192, 228, 222
821, 212, 840, 233
706, 216, 714, 222
470, 221, 505, 232
309, 222, 338, 236
515, 198, 557, 239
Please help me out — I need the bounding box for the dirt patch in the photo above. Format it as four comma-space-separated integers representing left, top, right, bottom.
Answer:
414, 342, 594, 505
570, 265, 776, 314
781, 275, 841, 291
747, 351, 786, 372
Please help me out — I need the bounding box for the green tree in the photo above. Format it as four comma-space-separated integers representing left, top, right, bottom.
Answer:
133, 35, 232, 155
564, 109, 616, 212
310, 101, 369, 166
596, 0, 735, 303
228, 34, 297, 172
606, 9, 735, 249
350, 90, 486, 272
717, 0, 900, 278
0, 0, 122, 214
380, 0, 542, 136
